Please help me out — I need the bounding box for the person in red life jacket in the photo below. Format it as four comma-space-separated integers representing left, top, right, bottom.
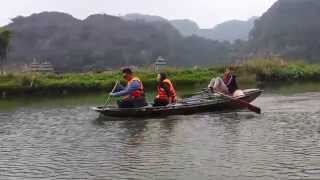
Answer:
153, 72, 177, 107
208, 66, 240, 96
110, 68, 148, 108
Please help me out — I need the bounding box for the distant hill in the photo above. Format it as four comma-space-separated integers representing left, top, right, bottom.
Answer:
122, 13, 167, 23
170, 17, 257, 42
170, 19, 199, 36
250, 0, 320, 61
5, 12, 233, 72
122, 13, 257, 42
198, 17, 258, 42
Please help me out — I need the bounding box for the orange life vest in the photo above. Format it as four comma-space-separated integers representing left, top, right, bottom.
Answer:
126, 77, 144, 98
157, 79, 177, 102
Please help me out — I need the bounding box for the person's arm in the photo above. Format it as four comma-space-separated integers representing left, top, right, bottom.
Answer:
208, 78, 216, 93
160, 82, 171, 97
208, 78, 215, 88
115, 84, 124, 92
159, 82, 173, 103
111, 80, 140, 97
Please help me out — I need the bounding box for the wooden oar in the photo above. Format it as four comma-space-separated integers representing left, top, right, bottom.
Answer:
214, 91, 261, 114
103, 80, 119, 108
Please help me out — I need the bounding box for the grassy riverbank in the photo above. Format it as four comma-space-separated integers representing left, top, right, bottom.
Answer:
0, 67, 222, 96
242, 59, 320, 81
1, 59, 320, 97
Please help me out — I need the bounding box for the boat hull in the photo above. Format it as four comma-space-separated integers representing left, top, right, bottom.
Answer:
92, 89, 262, 118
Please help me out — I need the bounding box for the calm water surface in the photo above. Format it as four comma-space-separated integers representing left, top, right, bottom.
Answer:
0, 83, 320, 180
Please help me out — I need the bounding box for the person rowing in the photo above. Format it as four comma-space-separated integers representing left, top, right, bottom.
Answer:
110, 68, 148, 108
208, 66, 244, 97
153, 72, 177, 107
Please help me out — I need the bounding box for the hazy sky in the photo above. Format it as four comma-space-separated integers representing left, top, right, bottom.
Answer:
1, 0, 277, 28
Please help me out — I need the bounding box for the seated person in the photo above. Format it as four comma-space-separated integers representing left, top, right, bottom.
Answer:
208, 66, 244, 97
110, 68, 148, 108
154, 72, 177, 107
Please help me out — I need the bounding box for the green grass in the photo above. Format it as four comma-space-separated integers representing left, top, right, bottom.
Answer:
242, 58, 320, 81
1, 58, 320, 96
0, 68, 220, 96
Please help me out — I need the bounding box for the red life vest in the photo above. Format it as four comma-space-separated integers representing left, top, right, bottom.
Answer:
157, 79, 177, 102
126, 77, 144, 98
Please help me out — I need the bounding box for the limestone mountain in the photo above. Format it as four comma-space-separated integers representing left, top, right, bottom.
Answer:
197, 17, 258, 42
122, 13, 257, 42
122, 13, 167, 23
250, 0, 320, 61
170, 19, 199, 36
5, 12, 232, 72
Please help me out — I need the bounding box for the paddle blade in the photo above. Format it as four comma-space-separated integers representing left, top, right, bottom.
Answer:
233, 98, 261, 114
247, 104, 261, 114
222, 94, 261, 114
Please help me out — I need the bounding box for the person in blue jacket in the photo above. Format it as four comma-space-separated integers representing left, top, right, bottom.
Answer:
110, 68, 148, 108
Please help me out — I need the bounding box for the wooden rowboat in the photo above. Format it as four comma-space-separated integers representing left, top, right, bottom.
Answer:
91, 89, 263, 118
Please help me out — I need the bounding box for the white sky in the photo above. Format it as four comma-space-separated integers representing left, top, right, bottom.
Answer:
0, 0, 277, 28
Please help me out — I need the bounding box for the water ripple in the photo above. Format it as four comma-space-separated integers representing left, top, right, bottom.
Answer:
0, 93, 320, 179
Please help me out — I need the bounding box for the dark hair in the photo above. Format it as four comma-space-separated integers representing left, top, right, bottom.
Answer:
159, 72, 167, 81
122, 68, 132, 74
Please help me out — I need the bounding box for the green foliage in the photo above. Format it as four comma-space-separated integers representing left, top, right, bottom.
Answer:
242, 58, 286, 75
242, 58, 320, 81
1, 59, 320, 96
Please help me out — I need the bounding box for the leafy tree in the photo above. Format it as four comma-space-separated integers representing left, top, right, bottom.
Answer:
0, 28, 12, 75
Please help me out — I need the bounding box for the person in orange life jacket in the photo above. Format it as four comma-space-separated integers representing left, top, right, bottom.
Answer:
153, 72, 177, 107
110, 68, 148, 108
208, 66, 240, 96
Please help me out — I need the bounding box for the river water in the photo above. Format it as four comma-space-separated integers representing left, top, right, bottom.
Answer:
0, 83, 320, 180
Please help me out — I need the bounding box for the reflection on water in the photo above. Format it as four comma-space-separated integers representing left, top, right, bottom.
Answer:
0, 83, 320, 179
260, 81, 320, 95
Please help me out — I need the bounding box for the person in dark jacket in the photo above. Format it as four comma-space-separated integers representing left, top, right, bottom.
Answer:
153, 72, 177, 107
208, 67, 239, 95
